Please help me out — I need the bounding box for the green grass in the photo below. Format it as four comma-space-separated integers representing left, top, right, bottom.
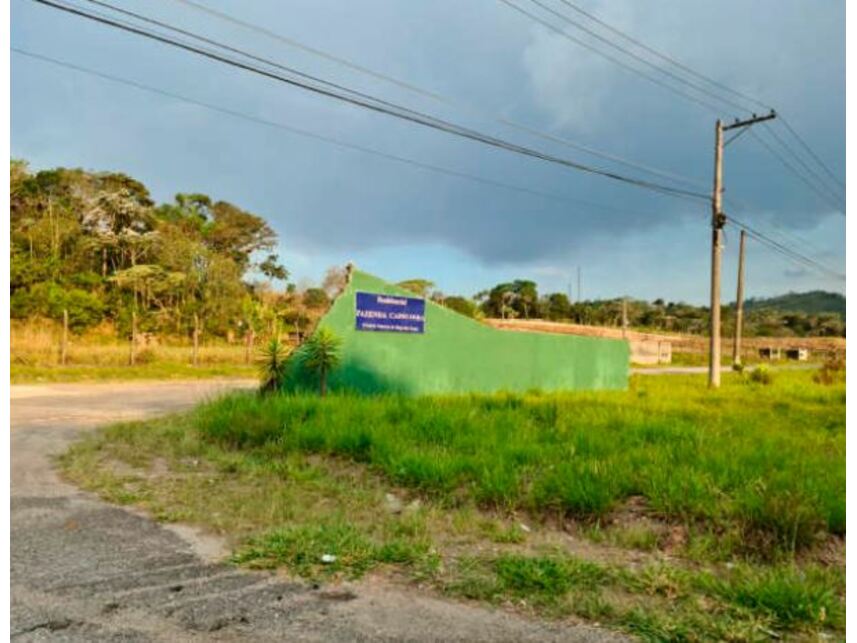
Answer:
11, 362, 257, 383
194, 371, 844, 557
58, 369, 844, 640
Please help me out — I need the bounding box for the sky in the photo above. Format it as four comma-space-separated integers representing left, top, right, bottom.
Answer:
10, 0, 846, 303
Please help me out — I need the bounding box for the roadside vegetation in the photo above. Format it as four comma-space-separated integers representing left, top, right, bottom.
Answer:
60, 370, 844, 640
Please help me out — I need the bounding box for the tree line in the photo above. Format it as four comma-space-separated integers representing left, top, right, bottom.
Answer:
12, 160, 843, 341
400, 279, 845, 338
10, 160, 342, 340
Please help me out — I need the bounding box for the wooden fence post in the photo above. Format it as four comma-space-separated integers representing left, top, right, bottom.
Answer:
60, 308, 69, 366
129, 310, 137, 366
245, 328, 255, 364
192, 313, 200, 367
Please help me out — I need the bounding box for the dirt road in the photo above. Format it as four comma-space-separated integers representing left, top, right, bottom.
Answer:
11, 380, 623, 642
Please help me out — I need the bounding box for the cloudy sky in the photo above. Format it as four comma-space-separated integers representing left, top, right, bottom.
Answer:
11, 0, 845, 302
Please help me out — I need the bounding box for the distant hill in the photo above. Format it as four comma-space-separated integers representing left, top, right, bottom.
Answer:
743, 291, 845, 318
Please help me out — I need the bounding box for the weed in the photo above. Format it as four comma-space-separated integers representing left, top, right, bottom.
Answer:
748, 365, 773, 385
814, 353, 845, 386
192, 371, 844, 559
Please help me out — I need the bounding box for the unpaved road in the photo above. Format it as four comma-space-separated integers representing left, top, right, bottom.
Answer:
11, 380, 625, 642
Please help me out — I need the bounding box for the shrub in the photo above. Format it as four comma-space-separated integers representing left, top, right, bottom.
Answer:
258, 338, 289, 394
748, 365, 773, 385
302, 327, 342, 396
814, 353, 845, 386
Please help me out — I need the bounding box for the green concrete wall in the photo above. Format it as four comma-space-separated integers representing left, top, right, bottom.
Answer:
282, 270, 629, 395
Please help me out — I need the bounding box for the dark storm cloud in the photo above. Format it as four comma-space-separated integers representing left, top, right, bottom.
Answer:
11, 0, 844, 272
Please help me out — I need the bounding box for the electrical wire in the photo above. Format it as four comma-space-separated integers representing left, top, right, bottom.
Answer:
96, 0, 709, 192
524, 0, 845, 199
497, 0, 727, 117
763, 123, 844, 203
727, 215, 844, 280
552, 0, 774, 113
749, 130, 845, 215
13, 46, 676, 221
27, 0, 711, 203
522, 0, 752, 115
779, 116, 845, 191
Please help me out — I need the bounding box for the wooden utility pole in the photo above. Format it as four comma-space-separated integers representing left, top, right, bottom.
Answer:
577, 266, 582, 303
733, 229, 747, 367
709, 120, 725, 388
60, 308, 69, 366
192, 313, 200, 367
708, 110, 776, 388
129, 310, 137, 366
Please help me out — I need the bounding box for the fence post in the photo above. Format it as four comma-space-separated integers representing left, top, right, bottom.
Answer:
245, 328, 254, 364
129, 310, 137, 366
192, 313, 200, 367
60, 308, 69, 366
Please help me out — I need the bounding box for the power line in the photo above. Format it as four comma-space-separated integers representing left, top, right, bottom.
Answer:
743, 229, 843, 281
763, 123, 844, 205
24, 0, 842, 282
101, 0, 709, 192
12, 47, 679, 222
28, 0, 711, 203
497, 0, 728, 117
528, 0, 846, 207
727, 215, 844, 280
521, 0, 753, 115
552, 0, 773, 113
725, 197, 832, 260
779, 116, 845, 191
749, 129, 845, 215
782, 119, 845, 192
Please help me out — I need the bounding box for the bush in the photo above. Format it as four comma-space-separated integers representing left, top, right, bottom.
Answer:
814, 353, 845, 386
13, 282, 104, 331
748, 365, 773, 385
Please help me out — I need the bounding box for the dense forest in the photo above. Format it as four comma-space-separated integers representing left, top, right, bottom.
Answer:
11, 161, 844, 341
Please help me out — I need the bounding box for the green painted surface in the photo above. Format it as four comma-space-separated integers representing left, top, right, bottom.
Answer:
283, 271, 629, 394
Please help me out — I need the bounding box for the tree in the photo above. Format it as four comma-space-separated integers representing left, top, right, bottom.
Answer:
9, 160, 290, 341
397, 279, 434, 298
322, 266, 348, 297
303, 288, 330, 309
303, 327, 342, 396
443, 296, 478, 318
543, 293, 572, 320
480, 280, 538, 319
258, 254, 289, 282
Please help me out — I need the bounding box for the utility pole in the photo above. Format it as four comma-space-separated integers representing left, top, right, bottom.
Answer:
708, 110, 775, 388
709, 119, 725, 388
732, 229, 746, 367
577, 266, 582, 303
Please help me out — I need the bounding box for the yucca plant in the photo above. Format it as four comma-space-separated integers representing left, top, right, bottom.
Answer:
258, 337, 289, 394
303, 327, 342, 397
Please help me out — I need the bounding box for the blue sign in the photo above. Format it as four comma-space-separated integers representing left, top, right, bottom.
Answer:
355, 291, 425, 333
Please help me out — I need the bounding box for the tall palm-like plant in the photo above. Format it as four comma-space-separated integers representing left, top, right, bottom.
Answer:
303, 327, 342, 397
258, 337, 289, 394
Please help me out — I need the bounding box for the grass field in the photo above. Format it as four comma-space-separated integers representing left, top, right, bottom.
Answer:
60, 370, 845, 640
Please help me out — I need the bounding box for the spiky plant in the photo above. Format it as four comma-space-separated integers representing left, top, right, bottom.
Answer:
303, 327, 342, 397
258, 337, 289, 394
